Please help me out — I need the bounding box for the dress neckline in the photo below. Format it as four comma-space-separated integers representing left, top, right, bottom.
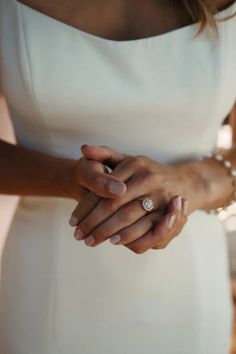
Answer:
17, 0, 236, 45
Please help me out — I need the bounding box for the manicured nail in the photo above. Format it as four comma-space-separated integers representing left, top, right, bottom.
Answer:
74, 227, 83, 240
69, 215, 79, 226
84, 235, 95, 247
183, 200, 189, 216
110, 235, 121, 244
168, 214, 176, 229
108, 181, 124, 195
175, 196, 182, 211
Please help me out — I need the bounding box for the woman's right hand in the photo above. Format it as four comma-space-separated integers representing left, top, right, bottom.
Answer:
69, 156, 127, 201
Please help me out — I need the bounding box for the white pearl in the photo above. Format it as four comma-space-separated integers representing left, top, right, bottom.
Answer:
224, 160, 232, 168
231, 170, 236, 177
215, 154, 223, 161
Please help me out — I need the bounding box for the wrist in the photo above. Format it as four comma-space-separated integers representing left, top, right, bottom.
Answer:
167, 160, 211, 214
57, 157, 78, 199
171, 157, 234, 213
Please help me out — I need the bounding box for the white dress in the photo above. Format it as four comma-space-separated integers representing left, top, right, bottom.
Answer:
0, 1, 236, 353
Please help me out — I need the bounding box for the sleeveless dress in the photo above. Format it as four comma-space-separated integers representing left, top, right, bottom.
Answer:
0, 1, 236, 353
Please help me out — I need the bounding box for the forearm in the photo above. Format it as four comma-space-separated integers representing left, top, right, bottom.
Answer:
0, 139, 77, 198
173, 145, 236, 213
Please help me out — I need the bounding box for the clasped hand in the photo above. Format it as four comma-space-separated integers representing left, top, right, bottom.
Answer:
69, 144, 195, 254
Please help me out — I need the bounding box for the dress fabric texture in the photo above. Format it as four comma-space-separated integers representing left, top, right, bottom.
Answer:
0, 1, 236, 353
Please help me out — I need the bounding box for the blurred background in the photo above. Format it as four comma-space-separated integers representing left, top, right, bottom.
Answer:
216, 104, 236, 354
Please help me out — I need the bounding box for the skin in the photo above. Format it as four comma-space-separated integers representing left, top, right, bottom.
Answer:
0, 93, 127, 200
17, 0, 194, 41
69, 143, 236, 253
17, 0, 234, 41
1, 0, 236, 254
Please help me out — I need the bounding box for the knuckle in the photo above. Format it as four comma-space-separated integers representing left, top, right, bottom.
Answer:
126, 156, 141, 169
136, 154, 146, 160
142, 171, 157, 186
135, 155, 145, 166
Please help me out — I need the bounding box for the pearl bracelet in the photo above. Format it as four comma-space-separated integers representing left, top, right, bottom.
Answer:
198, 151, 236, 214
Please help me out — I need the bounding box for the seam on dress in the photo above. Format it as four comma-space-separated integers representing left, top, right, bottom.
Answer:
16, 1, 51, 140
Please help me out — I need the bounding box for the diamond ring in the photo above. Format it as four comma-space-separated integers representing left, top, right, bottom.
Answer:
140, 197, 154, 213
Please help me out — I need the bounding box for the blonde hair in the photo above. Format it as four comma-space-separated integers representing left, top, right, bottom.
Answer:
181, 0, 236, 35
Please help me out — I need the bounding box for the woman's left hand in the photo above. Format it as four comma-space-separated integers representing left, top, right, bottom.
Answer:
69, 145, 205, 253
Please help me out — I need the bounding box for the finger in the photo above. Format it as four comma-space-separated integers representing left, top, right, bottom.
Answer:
124, 196, 187, 254
81, 145, 127, 168
80, 199, 157, 246
151, 196, 188, 249
69, 157, 139, 226
108, 209, 165, 245
108, 156, 142, 182
74, 195, 145, 243
73, 175, 159, 241
69, 192, 101, 226
79, 159, 127, 198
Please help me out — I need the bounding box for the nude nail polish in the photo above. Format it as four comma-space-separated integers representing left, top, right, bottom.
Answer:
168, 214, 176, 229
84, 235, 95, 247
69, 215, 79, 226
183, 200, 189, 216
108, 181, 124, 195
74, 227, 83, 240
110, 235, 121, 244
175, 196, 182, 211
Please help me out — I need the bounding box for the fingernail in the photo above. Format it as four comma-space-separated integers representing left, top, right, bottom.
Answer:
183, 200, 189, 216
74, 227, 84, 240
110, 235, 121, 244
84, 235, 95, 247
175, 196, 182, 211
108, 181, 124, 195
168, 214, 176, 229
69, 215, 79, 226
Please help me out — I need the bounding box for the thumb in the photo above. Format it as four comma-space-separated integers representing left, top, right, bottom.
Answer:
81, 144, 127, 168
79, 159, 127, 199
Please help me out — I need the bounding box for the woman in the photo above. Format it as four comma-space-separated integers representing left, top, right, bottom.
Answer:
0, 0, 236, 353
